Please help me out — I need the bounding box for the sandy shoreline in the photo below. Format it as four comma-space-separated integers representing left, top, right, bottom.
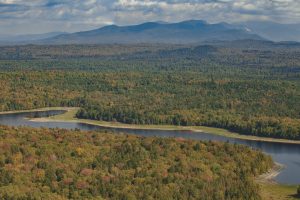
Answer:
30, 118, 300, 145
30, 117, 205, 131
0, 107, 75, 115
1, 107, 300, 145
257, 163, 285, 184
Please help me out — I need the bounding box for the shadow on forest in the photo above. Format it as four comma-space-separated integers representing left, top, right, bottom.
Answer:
288, 193, 300, 199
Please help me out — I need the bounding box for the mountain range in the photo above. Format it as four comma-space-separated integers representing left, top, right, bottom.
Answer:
0, 20, 299, 45
0, 32, 66, 45
39, 20, 263, 45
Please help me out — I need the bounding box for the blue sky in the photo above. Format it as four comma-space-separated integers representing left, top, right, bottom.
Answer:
0, 0, 299, 35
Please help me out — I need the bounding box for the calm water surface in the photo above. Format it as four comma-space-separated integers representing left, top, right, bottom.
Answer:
0, 110, 299, 185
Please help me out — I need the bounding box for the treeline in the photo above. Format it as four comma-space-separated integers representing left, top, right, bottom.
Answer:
0, 44, 180, 60
0, 125, 272, 199
77, 105, 300, 140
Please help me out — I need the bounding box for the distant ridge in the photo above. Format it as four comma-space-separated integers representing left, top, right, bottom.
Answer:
38, 20, 264, 45
0, 32, 67, 45
2, 20, 300, 45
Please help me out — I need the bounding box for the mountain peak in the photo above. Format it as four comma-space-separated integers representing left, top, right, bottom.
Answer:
174, 20, 208, 28
180, 20, 208, 24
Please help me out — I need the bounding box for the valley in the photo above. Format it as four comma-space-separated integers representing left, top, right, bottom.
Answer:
1, 0, 300, 199
0, 42, 299, 199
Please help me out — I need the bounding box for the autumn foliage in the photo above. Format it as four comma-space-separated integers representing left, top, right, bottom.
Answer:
0, 126, 272, 199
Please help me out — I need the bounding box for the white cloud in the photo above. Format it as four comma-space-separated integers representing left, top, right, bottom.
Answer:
0, 0, 299, 34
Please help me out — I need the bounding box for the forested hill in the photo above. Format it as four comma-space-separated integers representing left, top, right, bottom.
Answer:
0, 125, 272, 199
0, 42, 299, 140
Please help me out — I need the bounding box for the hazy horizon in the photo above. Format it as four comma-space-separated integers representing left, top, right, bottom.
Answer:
0, 19, 297, 37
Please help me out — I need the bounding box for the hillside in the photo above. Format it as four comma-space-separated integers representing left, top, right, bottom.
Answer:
0, 125, 272, 199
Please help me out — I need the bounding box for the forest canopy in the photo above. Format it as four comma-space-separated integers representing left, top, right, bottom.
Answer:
0, 42, 299, 140
0, 125, 273, 199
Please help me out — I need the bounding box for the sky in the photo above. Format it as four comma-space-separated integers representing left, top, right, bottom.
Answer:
0, 0, 299, 35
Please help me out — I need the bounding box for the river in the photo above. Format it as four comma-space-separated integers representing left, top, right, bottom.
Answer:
0, 110, 299, 185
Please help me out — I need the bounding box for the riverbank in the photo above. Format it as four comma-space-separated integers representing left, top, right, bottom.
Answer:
0, 107, 74, 115
256, 163, 300, 199
260, 183, 299, 200
1, 107, 300, 199
1, 107, 300, 144
22, 107, 300, 145
256, 163, 284, 184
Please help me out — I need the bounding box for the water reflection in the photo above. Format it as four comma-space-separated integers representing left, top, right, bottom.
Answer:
0, 110, 299, 184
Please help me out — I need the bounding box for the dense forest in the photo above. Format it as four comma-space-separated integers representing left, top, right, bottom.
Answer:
0, 42, 299, 140
0, 125, 273, 199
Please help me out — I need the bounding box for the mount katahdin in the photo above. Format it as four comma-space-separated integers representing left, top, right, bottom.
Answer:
3, 20, 300, 45
4, 20, 264, 45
